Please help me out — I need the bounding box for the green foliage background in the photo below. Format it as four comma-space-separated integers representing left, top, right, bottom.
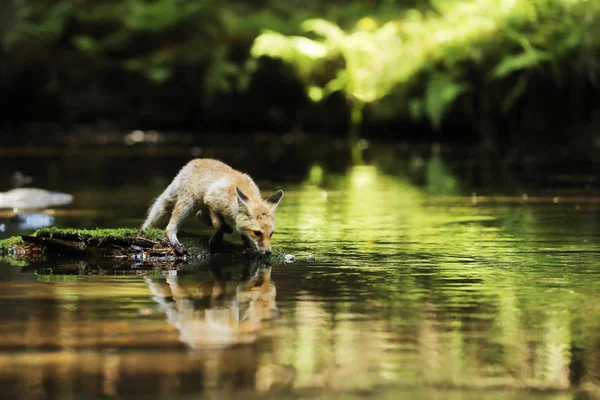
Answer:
1, 0, 599, 148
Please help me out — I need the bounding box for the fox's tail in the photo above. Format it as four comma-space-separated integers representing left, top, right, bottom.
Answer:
141, 181, 177, 229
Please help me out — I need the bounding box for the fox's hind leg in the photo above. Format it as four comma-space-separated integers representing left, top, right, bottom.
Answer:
164, 194, 196, 255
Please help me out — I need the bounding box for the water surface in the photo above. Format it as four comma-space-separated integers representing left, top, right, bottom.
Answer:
0, 134, 598, 399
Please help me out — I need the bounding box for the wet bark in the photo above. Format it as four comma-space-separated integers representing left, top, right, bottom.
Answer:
2, 230, 262, 266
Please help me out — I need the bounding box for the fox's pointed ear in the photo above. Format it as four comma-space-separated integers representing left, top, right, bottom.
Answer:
266, 190, 283, 209
236, 187, 252, 215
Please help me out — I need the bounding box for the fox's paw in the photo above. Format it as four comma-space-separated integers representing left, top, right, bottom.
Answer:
172, 244, 187, 256
160, 236, 187, 256
159, 236, 172, 247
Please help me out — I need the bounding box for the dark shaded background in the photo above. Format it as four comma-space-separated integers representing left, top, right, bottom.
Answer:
1, 0, 599, 158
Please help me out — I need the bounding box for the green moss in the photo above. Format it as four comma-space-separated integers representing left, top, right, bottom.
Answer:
0, 256, 28, 267
0, 236, 24, 252
33, 227, 166, 241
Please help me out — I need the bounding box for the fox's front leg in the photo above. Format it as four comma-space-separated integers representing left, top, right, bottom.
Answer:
196, 207, 233, 233
195, 207, 212, 227
205, 208, 233, 251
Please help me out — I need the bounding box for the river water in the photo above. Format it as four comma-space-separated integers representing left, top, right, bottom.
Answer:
0, 132, 598, 399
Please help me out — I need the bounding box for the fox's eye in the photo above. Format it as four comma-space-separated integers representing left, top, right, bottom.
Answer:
253, 230, 262, 237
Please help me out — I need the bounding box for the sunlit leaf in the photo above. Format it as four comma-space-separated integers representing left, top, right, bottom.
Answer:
308, 86, 324, 102
302, 18, 345, 42
373, 21, 400, 41
251, 31, 289, 58
323, 71, 349, 95
356, 17, 378, 31
251, 31, 327, 61
492, 50, 552, 78
292, 37, 329, 58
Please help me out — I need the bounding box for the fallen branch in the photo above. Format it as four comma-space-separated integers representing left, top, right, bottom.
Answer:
0, 227, 290, 266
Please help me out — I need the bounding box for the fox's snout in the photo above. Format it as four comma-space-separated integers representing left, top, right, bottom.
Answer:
257, 242, 272, 256
246, 237, 272, 256
260, 238, 273, 256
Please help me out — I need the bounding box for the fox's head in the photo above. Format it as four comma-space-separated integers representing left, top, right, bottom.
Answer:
235, 187, 283, 256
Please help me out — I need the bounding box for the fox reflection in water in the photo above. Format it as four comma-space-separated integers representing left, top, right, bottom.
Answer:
145, 260, 279, 349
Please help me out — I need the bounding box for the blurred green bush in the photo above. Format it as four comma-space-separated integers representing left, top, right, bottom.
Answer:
1, 0, 599, 150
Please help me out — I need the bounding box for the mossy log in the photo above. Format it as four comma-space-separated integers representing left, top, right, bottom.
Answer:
0, 227, 290, 267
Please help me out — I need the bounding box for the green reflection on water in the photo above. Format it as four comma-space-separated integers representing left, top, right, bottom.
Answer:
269, 164, 600, 395
0, 161, 598, 399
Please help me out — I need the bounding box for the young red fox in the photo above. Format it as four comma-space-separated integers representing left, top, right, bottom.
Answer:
141, 158, 283, 255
